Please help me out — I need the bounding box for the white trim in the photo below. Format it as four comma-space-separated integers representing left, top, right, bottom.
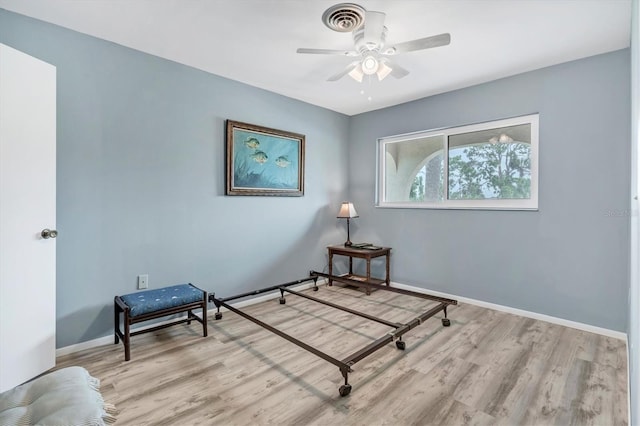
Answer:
56, 279, 326, 357
377, 113, 539, 210
627, 335, 632, 425
56, 335, 113, 357
220, 279, 325, 310
57, 277, 625, 357
390, 281, 626, 341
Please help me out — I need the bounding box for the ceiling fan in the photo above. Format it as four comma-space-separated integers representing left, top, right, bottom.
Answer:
296, 3, 451, 83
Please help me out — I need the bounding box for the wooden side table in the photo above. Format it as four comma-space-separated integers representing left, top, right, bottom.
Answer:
327, 245, 391, 295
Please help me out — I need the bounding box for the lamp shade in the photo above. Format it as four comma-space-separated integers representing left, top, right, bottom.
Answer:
337, 202, 359, 218
376, 60, 392, 81
348, 65, 364, 83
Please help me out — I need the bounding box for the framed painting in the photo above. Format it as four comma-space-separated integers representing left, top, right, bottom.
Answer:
226, 120, 305, 196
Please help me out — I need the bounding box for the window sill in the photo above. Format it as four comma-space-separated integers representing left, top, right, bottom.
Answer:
375, 202, 539, 211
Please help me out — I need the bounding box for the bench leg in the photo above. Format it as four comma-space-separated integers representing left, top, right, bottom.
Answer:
202, 294, 208, 337
124, 310, 131, 361
114, 298, 120, 344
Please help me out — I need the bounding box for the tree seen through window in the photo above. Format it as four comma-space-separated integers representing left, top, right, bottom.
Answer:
409, 141, 531, 201
382, 115, 537, 209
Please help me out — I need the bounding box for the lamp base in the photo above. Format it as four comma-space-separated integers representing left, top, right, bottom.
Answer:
343, 217, 353, 247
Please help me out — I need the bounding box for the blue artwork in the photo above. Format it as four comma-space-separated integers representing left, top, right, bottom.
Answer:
232, 129, 300, 190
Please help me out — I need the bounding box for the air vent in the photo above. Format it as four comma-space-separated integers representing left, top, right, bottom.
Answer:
322, 3, 366, 32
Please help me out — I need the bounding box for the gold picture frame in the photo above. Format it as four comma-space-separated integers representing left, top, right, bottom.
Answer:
226, 120, 305, 196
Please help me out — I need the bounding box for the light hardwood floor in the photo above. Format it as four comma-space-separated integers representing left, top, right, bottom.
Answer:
56, 285, 628, 425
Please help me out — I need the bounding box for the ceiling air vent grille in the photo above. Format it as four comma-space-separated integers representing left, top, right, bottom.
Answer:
322, 3, 366, 33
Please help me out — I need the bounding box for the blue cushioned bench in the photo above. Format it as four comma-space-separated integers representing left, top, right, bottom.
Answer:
114, 283, 208, 361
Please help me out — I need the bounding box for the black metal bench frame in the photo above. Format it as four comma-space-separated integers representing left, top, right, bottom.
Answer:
114, 284, 208, 361
209, 271, 457, 397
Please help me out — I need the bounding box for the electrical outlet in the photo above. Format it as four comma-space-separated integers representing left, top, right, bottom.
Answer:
138, 274, 148, 289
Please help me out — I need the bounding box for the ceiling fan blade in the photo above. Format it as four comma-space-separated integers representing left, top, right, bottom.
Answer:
383, 33, 451, 55
363, 11, 386, 46
327, 61, 360, 82
297, 48, 358, 56
383, 59, 410, 79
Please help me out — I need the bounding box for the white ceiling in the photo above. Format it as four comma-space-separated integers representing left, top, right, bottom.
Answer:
0, 0, 632, 116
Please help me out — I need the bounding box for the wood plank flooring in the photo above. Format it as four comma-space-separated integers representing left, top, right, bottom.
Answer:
56, 285, 628, 425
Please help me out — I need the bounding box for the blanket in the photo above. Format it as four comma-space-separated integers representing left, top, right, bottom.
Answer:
0, 366, 116, 425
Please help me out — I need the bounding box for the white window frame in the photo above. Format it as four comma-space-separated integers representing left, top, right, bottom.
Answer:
376, 114, 539, 210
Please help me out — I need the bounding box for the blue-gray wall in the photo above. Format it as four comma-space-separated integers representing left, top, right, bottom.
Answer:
349, 49, 630, 332
0, 10, 350, 347
0, 9, 632, 347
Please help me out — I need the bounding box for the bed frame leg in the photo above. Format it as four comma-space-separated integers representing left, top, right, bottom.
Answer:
279, 288, 286, 305
395, 337, 406, 350
339, 367, 352, 397
212, 293, 223, 320
442, 305, 451, 327
312, 276, 319, 292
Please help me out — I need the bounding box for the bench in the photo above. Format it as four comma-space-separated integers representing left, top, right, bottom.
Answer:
114, 283, 208, 361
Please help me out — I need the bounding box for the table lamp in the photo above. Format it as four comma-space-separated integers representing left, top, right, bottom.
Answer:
337, 202, 359, 247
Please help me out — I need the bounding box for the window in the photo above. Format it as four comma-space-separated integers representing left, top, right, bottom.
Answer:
377, 114, 538, 210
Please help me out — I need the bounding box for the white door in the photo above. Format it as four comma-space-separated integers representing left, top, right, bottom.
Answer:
0, 44, 56, 393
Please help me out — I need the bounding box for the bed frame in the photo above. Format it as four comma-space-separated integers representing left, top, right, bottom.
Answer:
208, 271, 457, 397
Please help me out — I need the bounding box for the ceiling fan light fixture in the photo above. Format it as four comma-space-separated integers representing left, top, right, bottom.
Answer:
298, 6, 452, 85
348, 65, 364, 82
361, 55, 379, 75
376, 60, 392, 81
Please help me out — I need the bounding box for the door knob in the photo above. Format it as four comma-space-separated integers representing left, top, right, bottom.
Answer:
41, 229, 58, 239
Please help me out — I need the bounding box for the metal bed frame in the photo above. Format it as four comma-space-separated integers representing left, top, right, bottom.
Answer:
208, 270, 457, 397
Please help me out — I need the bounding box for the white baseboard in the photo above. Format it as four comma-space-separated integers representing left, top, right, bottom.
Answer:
57, 277, 625, 357
215, 278, 326, 311
390, 281, 627, 341
626, 336, 631, 424
56, 279, 325, 357
57, 334, 114, 357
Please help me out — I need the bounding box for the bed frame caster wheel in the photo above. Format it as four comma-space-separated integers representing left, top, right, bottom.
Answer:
313, 287, 319, 292
395, 340, 406, 350
442, 318, 450, 327
339, 384, 352, 397
279, 297, 286, 305
215, 312, 222, 320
